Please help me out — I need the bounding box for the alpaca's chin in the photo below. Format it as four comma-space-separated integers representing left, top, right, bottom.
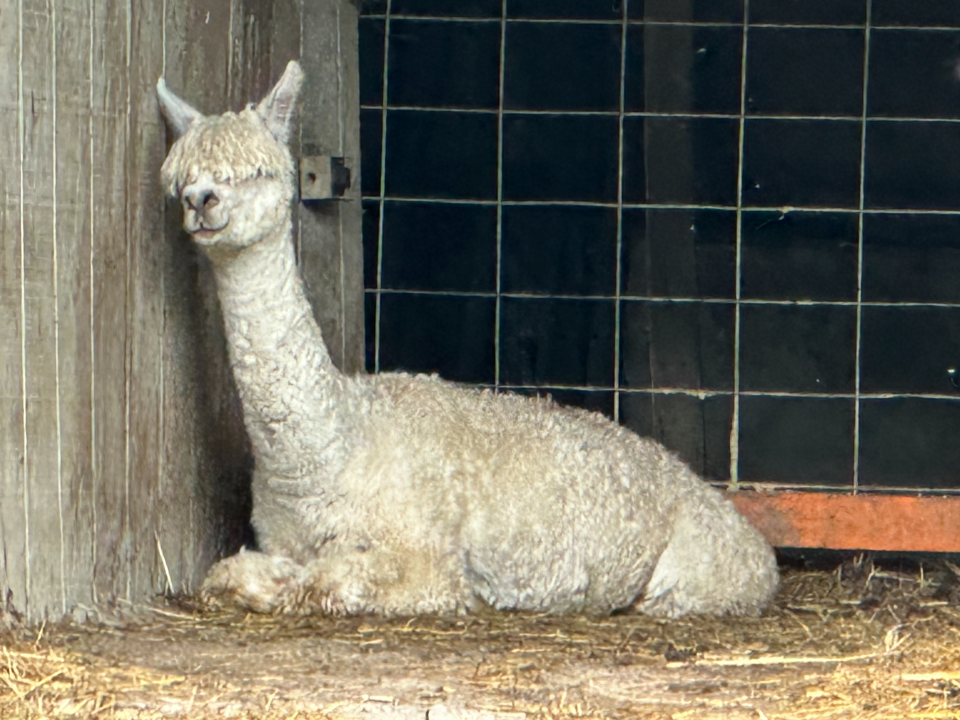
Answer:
190, 228, 270, 254
190, 228, 222, 244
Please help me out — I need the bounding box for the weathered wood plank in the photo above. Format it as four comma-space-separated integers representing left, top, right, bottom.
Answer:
21, 0, 65, 620
298, 0, 365, 375
158, 0, 204, 594
1, 0, 366, 619
53, 0, 96, 613
181, 0, 234, 116
230, 0, 273, 109
335, 0, 365, 376
126, 0, 166, 602
89, 0, 131, 605
0, 0, 27, 618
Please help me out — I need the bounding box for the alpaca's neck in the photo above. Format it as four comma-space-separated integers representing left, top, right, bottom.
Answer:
209, 223, 344, 474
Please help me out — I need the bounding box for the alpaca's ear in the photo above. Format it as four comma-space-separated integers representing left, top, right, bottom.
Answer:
156, 78, 204, 138
256, 60, 304, 144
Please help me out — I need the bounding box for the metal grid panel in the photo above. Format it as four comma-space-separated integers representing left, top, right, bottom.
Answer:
359, 0, 960, 493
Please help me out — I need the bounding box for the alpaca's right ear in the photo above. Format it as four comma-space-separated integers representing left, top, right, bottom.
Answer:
156, 78, 204, 138
256, 60, 304, 144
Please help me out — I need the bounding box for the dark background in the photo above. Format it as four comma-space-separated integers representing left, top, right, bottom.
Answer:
358, 0, 960, 492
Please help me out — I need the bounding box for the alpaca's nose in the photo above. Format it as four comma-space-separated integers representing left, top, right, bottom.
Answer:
184, 188, 220, 212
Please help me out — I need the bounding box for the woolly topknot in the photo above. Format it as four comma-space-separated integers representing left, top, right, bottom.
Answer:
160, 108, 294, 197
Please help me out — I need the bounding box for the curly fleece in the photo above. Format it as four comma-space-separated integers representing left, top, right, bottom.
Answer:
157, 61, 779, 619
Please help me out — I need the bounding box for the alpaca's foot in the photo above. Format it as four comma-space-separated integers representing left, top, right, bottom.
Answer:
202, 546, 461, 616
283, 551, 405, 616
198, 549, 379, 616
288, 549, 462, 616
200, 549, 303, 613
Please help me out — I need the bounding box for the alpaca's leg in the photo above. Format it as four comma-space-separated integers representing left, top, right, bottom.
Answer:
200, 548, 304, 613
288, 546, 463, 616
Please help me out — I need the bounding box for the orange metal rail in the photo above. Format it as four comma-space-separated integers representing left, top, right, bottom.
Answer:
729, 491, 960, 552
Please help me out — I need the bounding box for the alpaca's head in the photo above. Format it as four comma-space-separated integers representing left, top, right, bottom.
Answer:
157, 61, 303, 251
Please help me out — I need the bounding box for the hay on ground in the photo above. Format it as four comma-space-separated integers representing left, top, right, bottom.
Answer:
3, 555, 960, 719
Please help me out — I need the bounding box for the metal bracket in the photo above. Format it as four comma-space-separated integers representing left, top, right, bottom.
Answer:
299, 156, 351, 201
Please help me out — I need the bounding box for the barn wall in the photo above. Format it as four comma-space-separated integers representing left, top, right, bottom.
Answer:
0, 0, 362, 623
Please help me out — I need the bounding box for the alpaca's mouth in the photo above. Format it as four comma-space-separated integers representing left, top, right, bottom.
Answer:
186, 217, 229, 243
191, 227, 225, 244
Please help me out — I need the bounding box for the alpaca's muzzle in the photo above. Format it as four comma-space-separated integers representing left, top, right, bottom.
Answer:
180, 182, 228, 236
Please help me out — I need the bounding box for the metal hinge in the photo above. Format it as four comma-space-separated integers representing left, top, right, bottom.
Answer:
299, 155, 352, 201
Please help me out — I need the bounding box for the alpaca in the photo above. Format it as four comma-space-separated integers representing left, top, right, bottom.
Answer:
156, 61, 779, 618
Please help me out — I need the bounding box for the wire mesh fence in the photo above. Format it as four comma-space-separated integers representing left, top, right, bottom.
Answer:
359, 0, 960, 493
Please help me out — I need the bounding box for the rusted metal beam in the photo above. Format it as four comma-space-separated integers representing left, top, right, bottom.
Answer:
730, 491, 960, 552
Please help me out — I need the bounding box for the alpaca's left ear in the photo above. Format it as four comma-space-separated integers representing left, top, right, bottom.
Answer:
156, 78, 204, 138
257, 60, 304, 144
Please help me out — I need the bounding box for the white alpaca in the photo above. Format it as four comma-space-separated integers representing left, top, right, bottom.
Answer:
156, 61, 778, 618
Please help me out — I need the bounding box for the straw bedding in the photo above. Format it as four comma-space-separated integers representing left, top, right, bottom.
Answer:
3, 554, 960, 719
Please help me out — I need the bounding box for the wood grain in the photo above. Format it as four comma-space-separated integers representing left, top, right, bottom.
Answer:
298, 0, 365, 375
89, 0, 131, 606
0, 0, 364, 621
21, 0, 63, 618
127, 0, 166, 603
53, 0, 95, 613
0, 0, 27, 617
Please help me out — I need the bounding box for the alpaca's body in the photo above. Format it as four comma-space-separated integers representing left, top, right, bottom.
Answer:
157, 61, 778, 618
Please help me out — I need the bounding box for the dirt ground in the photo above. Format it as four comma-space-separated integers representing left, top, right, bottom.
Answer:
4, 554, 960, 719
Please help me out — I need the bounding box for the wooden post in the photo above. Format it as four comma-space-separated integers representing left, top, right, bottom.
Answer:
297, 0, 366, 375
